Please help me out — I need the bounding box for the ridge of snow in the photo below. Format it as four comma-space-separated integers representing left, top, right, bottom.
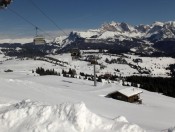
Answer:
77, 31, 99, 38
98, 31, 118, 39
54, 36, 68, 46
0, 100, 144, 132
151, 21, 164, 27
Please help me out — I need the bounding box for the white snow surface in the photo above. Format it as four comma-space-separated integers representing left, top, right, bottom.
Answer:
0, 99, 144, 132
0, 54, 175, 131
77, 31, 99, 38
54, 36, 68, 46
0, 53, 174, 77
47, 53, 175, 77
0, 72, 175, 132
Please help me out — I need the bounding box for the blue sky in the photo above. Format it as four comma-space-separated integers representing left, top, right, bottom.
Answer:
0, 0, 175, 39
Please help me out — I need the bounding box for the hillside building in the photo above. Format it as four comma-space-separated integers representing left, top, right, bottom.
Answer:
107, 87, 143, 104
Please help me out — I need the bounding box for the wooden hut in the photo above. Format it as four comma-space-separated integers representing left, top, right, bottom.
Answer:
107, 87, 143, 104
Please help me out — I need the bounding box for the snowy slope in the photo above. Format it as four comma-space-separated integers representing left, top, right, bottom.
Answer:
0, 71, 175, 131
0, 54, 175, 131
124, 54, 175, 77
0, 73, 145, 132
0, 53, 174, 77
47, 53, 175, 77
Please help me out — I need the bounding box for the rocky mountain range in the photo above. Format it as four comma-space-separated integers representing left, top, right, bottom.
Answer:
0, 21, 175, 57
55, 21, 175, 56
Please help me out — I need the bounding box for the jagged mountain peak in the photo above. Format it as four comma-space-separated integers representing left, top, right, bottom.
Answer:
145, 21, 175, 41
101, 22, 119, 32
54, 21, 175, 50
135, 24, 151, 33
100, 21, 135, 33
148, 21, 175, 30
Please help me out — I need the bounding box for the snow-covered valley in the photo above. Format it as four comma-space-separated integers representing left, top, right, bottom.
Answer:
1, 52, 175, 77
0, 53, 175, 132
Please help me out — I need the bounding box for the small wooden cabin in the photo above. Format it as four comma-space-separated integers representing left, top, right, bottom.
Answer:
107, 87, 143, 104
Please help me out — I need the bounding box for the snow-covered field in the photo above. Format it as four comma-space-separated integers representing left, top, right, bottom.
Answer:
0, 52, 175, 77
0, 72, 175, 132
0, 53, 175, 132
124, 54, 175, 77
47, 53, 175, 77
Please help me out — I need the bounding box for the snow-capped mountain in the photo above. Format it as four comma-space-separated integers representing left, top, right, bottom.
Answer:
0, 21, 175, 57
55, 21, 175, 55
146, 21, 175, 41
58, 21, 175, 42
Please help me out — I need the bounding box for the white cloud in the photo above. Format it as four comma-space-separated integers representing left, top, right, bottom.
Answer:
0, 38, 33, 44
0, 28, 86, 44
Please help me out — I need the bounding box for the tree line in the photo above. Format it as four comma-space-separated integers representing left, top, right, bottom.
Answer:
126, 76, 175, 98
35, 67, 60, 76
168, 64, 175, 78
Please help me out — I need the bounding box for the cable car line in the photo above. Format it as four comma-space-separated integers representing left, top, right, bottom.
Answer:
8, 7, 37, 28
27, 0, 68, 36
8, 7, 55, 41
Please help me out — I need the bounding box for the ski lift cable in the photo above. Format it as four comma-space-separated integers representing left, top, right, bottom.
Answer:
8, 7, 37, 29
8, 7, 55, 40
27, 0, 68, 36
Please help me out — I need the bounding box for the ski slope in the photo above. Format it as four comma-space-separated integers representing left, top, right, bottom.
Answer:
0, 54, 175, 131
0, 71, 175, 132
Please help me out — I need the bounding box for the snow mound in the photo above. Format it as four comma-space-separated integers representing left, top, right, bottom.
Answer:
0, 100, 145, 132
113, 116, 128, 123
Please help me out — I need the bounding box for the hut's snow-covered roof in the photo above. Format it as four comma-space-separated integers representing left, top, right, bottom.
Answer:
118, 87, 143, 97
